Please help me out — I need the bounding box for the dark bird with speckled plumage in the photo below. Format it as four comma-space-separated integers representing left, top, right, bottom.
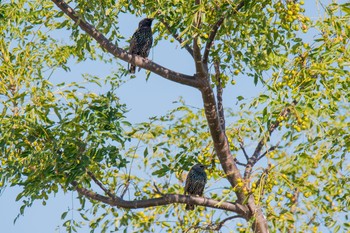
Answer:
184, 163, 207, 210
128, 18, 154, 73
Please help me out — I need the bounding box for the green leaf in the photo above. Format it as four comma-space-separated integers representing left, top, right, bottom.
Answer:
143, 147, 148, 158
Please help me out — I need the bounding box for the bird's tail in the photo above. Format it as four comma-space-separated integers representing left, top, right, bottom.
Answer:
129, 64, 136, 74
185, 204, 194, 210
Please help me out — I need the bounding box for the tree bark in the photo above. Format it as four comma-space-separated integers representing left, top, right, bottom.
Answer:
198, 79, 269, 233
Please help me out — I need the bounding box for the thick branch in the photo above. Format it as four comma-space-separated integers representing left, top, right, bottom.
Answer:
72, 181, 250, 217
202, 0, 246, 64
199, 83, 244, 202
244, 101, 297, 179
51, 0, 199, 88
158, 18, 194, 57
198, 61, 268, 233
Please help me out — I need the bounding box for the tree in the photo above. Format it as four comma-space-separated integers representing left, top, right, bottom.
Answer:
0, 0, 349, 232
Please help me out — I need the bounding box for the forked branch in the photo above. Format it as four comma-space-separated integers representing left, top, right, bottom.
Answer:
244, 101, 297, 179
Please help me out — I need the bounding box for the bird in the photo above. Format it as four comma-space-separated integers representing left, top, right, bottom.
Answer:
184, 163, 207, 210
128, 18, 154, 73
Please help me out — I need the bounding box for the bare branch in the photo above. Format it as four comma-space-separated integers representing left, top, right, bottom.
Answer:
202, 1, 246, 64
120, 180, 130, 199
158, 18, 194, 57
257, 142, 280, 162
72, 181, 250, 217
244, 101, 297, 179
187, 215, 243, 232
153, 182, 164, 196
307, 212, 317, 226
234, 158, 247, 167
240, 143, 250, 161
236, 130, 249, 161
51, 0, 199, 88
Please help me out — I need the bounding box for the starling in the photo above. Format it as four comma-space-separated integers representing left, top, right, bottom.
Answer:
128, 18, 154, 73
184, 163, 207, 210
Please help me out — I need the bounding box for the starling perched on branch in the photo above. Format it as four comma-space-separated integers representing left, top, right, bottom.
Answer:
128, 18, 154, 73
184, 163, 207, 210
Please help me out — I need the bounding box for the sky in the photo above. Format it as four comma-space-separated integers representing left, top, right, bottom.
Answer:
0, 1, 338, 232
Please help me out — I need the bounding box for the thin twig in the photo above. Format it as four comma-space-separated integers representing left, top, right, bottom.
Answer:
255, 167, 270, 196
87, 171, 115, 199
244, 101, 297, 179
202, 0, 246, 64
234, 158, 247, 167
153, 182, 164, 196
158, 18, 194, 57
240, 143, 250, 161
307, 212, 317, 225
120, 181, 130, 199
236, 130, 249, 161
257, 142, 280, 162
188, 215, 244, 231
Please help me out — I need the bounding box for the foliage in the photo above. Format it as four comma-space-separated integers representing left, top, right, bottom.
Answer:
0, 0, 349, 232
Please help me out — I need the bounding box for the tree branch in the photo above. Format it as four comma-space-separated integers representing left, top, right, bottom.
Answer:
214, 60, 225, 132
192, 0, 207, 78
71, 181, 250, 217
257, 142, 280, 162
51, 0, 199, 88
202, 0, 246, 65
240, 143, 250, 161
244, 101, 297, 179
193, 37, 206, 77
199, 83, 245, 202
187, 215, 243, 232
158, 18, 194, 57
234, 158, 247, 167
236, 130, 250, 161
87, 171, 115, 199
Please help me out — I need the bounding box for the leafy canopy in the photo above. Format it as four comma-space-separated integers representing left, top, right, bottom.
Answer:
0, 0, 349, 232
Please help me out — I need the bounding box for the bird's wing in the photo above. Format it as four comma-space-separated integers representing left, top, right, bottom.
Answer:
144, 34, 153, 57
184, 170, 192, 194
129, 30, 138, 53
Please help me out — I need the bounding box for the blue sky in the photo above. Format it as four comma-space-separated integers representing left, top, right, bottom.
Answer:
0, 1, 337, 232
